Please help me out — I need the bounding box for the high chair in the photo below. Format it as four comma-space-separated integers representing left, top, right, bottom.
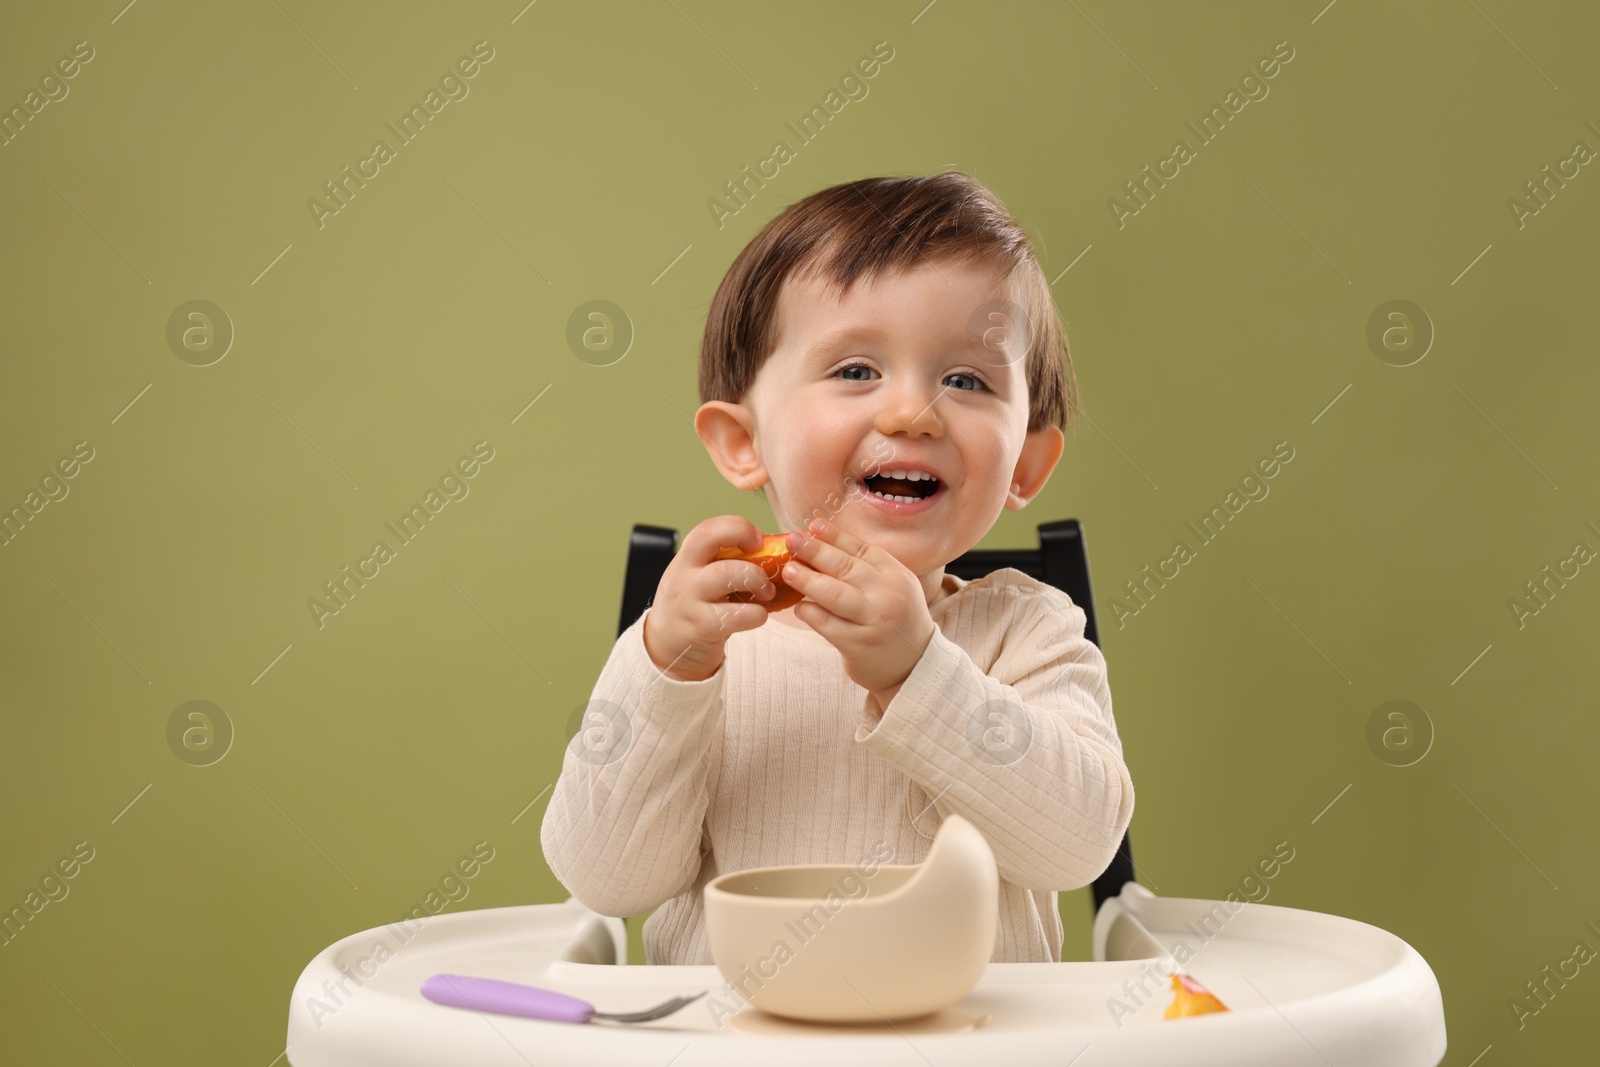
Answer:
283, 520, 1447, 1065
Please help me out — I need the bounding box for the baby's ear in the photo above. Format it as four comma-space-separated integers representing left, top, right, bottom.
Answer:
694, 401, 768, 492
1007, 425, 1065, 508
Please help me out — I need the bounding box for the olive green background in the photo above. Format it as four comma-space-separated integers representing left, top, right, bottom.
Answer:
2, 0, 1596, 1062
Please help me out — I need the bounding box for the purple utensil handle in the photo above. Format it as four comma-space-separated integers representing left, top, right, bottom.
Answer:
420, 974, 595, 1023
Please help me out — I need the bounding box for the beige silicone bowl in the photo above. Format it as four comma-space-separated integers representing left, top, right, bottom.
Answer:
702, 813, 998, 1023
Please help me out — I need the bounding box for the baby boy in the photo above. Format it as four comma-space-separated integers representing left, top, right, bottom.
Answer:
542, 171, 1134, 969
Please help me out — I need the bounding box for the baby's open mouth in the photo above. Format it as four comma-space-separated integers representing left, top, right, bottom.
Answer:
860, 473, 941, 502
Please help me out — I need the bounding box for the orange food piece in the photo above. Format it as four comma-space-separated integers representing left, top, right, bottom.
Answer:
715, 534, 805, 612
1163, 973, 1229, 1019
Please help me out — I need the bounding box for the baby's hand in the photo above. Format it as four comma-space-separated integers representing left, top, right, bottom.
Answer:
642, 515, 777, 682
779, 517, 936, 701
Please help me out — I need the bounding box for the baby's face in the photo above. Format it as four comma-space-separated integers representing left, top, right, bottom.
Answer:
697, 255, 1064, 579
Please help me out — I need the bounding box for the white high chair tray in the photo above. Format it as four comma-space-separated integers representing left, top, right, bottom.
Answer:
286, 887, 1445, 1066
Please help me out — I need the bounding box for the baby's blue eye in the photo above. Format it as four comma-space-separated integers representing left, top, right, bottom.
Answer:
944, 372, 987, 392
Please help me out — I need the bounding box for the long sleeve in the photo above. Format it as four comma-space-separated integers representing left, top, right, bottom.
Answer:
539, 607, 727, 917
854, 580, 1133, 891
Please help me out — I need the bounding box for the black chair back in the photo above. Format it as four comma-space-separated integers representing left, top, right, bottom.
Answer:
617, 518, 1135, 914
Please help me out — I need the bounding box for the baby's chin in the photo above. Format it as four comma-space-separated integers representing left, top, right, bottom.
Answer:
826, 523, 960, 575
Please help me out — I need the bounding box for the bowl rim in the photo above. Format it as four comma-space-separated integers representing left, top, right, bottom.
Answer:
703, 860, 925, 906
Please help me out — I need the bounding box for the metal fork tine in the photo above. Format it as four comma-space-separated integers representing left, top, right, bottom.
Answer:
592, 990, 707, 1023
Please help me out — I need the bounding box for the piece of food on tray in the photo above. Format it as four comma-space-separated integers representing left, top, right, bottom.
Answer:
1163, 972, 1229, 1019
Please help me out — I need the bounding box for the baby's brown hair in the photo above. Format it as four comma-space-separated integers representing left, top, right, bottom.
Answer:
698, 170, 1077, 437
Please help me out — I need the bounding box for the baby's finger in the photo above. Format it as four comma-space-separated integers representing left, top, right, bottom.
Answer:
788, 520, 866, 582
684, 515, 762, 565
782, 558, 867, 626
702, 559, 775, 603
804, 517, 870, 560
709, 598, 771, 638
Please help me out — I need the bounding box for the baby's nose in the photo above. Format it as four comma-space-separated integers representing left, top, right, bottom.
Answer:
873, 384, 943, 435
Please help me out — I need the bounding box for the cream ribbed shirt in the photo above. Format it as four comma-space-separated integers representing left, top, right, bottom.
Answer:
540, 566, 1134, 964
